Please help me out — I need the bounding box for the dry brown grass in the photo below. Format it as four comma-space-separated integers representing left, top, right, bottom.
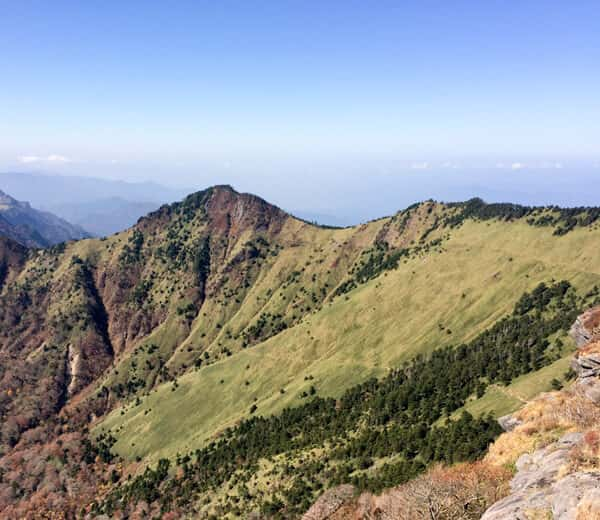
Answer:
523, 509, 554, 520
334, 461, 511, 520
576, 492, 600, 520
569, 429, 600, 471
487, 387, 600, 468
551, 389, 600, 429
486, 392, 567, 467
578, 340, 600, 356
581, 307, 600, 338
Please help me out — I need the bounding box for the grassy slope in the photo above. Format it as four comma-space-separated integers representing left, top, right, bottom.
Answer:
458, 353, 575, 419
97, 219, 600, 464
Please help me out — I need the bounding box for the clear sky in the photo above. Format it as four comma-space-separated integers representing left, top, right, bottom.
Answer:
1, 1, 599, 220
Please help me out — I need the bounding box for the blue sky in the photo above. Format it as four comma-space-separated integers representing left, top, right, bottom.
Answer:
1, 1, 599, 220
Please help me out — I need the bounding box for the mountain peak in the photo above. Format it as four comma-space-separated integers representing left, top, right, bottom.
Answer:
0, 189, 16, 205
138, 184, 288, 237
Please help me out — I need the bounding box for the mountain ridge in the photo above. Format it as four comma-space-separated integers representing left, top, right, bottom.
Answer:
2, 185, 600, 517
0, 171, 190, 236
0, 188, 90, 247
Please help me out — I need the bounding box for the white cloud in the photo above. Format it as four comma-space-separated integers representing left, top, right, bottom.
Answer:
410, 161, 429, 170
18, 154, 72, 164
47, 154, 71, 163
496, 160, 563, 170
18, 155, 42, 163
442, 161, 459, 169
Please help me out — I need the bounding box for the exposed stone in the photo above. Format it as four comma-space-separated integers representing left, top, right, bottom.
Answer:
483, 307, 600, 520
569, 306, 600, 347
575, 377, 600, 405
498, 414, 523, 432
481, 433, 585, 519
572, 350, 600, 379
551, 471, 600, 520
302, 484, 356, 520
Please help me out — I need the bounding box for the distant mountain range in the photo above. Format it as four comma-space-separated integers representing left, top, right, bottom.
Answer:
0, 172, 189, 236
44, 197, 163, 237
0, 189, 90, 247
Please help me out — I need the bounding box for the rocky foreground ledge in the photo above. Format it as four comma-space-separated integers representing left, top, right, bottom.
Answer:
482, 307, 600, 519
481, 432, 600, 519
302, 307, 600, 520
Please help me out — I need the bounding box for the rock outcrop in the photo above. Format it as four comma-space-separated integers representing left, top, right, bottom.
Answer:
573, 341, 600, 405
483, 463, 600, 519
498, 413, 523, 432
482, 306, 600, 519
302, 484, 356, 520
570, 306, 600, 347
481, 433, 592, 519
573, 345, 600, 380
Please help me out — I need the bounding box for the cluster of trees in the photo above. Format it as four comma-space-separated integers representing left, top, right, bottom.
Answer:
119, 229, 144, 265
335, 232, 448, 298
350, 242, 409, 284
176, 190, 211, 222
242, 311, 288, 347
444, 197, 600, 235
193, 236, 211, 295
94, 281, 582, 518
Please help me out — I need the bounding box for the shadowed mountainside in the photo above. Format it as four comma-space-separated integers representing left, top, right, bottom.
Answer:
0, 189, 90, 247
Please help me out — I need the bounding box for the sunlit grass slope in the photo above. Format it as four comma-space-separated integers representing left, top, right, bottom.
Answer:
97, 219, 600, 463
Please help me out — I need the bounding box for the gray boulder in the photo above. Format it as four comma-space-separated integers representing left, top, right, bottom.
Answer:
551, 471, 600, 520
481, 433, 584, 520
302, 484, 356, 520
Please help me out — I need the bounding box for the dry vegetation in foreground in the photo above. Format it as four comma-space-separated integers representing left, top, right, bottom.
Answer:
575, 494, 600, 520
486, 385, 600, 468
322, 461, 511, 520
331, 383, 600, 520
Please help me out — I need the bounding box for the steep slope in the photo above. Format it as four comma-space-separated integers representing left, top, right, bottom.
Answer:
1, 185, 367, 457
99, 210, 600, 464
481, 307, 600, 519
2, 186, 600, 517
0, 189, 90, 247
0, 236, 28, 290
299, 307, 600, 520
93, 281, 600, 518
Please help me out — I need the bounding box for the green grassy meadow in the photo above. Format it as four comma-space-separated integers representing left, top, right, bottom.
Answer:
97, 218, 600, 464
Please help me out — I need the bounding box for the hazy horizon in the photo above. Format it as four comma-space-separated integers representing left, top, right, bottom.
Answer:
3, 166, 600, 227
1, 1, 599, 224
